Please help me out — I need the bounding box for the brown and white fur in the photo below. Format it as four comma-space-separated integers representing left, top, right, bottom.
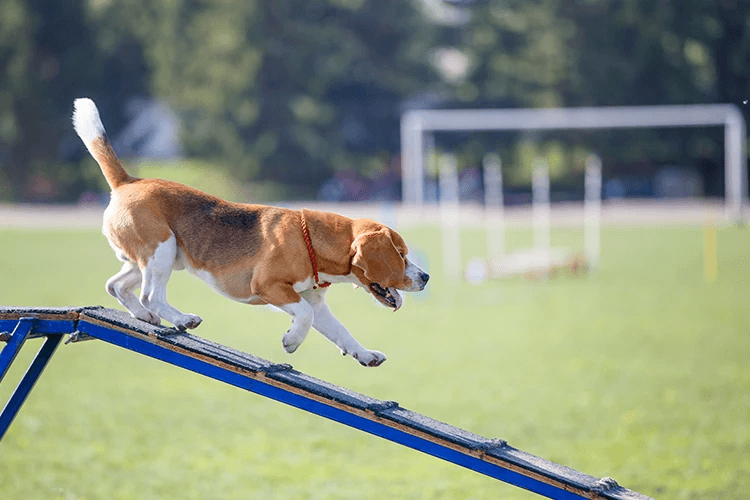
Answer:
72, 98, 428, 367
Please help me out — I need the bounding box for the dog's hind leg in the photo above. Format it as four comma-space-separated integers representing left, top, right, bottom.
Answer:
139, 233, 202, 330
106, 261, 161, 325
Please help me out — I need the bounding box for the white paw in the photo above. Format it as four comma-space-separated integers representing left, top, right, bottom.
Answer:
135, 310, 161, 326
173, 314, 202, 331
282, 329, 305, 354
352, 350, 387, 367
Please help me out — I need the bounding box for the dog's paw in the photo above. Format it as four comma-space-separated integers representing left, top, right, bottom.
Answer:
135, 310, 161, 326
282, 329, 304, 354
173, 314, 202, 331
352, 350, 387, 367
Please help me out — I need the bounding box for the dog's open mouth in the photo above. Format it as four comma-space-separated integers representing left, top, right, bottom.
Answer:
369, 282, 403, 311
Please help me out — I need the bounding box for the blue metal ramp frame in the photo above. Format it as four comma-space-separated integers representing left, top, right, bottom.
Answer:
0, 306, 651, 500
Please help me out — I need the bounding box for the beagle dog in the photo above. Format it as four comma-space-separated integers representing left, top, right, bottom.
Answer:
72, 98, 428, 367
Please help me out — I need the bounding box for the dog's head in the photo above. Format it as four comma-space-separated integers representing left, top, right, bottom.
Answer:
350, 225, 429, 310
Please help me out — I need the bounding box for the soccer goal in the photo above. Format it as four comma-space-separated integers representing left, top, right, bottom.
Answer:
401, 105, 746, 213
400, 105, 747, 279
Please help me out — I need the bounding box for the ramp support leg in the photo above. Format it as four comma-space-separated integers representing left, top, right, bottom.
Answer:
0, 318, 63, 441
0, 318, 37, 381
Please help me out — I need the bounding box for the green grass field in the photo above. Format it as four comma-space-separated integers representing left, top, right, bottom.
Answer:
1, 224, 748, 499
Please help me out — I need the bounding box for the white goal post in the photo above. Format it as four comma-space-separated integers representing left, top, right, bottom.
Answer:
400, 105, 747, 220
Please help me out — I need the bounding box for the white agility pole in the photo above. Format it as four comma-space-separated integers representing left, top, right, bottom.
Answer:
482, 153, 505, 260
438, 154, 461, 280
467, 154, 602, 282
584, 154, 603, 269
400, 113, 424, 205
532, 158, 551, 255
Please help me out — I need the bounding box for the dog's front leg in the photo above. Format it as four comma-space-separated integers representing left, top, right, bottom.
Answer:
278, 299, 314, 353
301, 289, 386, 367
252, 278, 314, 353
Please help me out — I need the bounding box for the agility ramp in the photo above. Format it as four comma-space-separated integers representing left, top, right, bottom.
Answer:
0, 306, 651, 500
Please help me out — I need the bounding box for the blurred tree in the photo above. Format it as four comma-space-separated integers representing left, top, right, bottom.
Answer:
258, 0, 439, 186
2, 0, 748, 200
89, 0, 439, 192
464, 0, 577, 108
566, 0, 750, 194
88, 0, 262, 173
456, 0, 749, 192
0, 0, 144, 201
0, 0, 34, 197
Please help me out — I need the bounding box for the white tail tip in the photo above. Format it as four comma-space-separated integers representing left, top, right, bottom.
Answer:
72, 98, 106, 145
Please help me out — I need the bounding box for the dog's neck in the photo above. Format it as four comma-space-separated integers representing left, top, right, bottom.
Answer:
296, 209, 357, 278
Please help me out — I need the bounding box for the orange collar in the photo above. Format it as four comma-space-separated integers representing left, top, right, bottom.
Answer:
300, 210, 331, 290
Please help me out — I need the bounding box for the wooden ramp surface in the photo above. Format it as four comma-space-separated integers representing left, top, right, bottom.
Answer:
0, 306, 652, 500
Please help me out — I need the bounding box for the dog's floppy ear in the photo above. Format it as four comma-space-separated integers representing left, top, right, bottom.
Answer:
351, 230, 404, 286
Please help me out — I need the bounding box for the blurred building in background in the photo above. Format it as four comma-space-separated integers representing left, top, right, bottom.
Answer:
112, 98, 181, 160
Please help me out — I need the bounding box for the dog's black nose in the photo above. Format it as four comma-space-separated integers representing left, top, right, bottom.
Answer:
420, 272, 430, 283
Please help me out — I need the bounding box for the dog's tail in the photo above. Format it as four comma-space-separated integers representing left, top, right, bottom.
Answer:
72, 98, 133, 189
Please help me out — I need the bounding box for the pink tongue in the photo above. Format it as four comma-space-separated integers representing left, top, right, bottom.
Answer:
388, 287, 403, 311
